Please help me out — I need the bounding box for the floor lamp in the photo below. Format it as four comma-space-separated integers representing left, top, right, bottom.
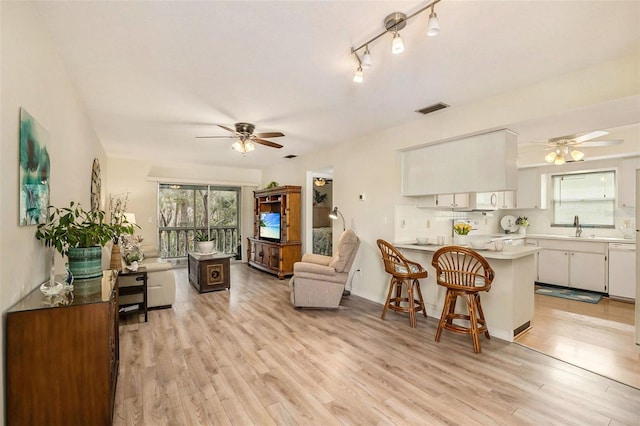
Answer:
328, 207, 345, 231
329, 206, 350, 296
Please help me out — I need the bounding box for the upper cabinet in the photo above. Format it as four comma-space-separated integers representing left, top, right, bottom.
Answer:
516, 168, 548, 209
618, 157, 639, 208
401, 129, 518, 196
416, 193, 469, 209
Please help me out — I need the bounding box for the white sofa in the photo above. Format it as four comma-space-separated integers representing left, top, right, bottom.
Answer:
103, 242, 176, 309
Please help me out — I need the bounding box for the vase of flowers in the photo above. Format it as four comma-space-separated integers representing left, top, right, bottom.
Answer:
453, 222, 472, 246
516, 216, 529, 235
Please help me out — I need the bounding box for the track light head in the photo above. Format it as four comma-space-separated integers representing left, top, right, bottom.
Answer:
362, 46, 372, 68
392, 31, 404, 54
427, 6, 440, 36
353, 66, 363, 83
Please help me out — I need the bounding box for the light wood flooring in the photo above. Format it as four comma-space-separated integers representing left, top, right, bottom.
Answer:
115, 264, 640, 425
516, 291, 640, 390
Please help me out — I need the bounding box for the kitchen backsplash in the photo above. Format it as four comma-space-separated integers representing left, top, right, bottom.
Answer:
394, 204, 636, 243
394, 205, 502, 244
504, 206, 635, 239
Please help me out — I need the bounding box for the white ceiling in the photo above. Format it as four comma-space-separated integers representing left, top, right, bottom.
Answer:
34, 0, 640, 169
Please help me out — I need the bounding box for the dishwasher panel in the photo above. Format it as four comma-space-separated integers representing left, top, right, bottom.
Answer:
608, 243, 636, 300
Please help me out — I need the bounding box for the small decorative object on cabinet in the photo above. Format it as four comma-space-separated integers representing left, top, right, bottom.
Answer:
6, 271, 119, 425
247, 185, 302, 279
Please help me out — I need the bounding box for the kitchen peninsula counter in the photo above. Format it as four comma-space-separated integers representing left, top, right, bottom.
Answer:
394, 243, 539, 259
395, 243, 540, 342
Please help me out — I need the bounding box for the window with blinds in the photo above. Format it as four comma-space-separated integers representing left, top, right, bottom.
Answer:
551, 170, 615, 228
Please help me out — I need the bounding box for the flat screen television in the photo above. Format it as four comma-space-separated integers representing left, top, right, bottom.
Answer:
259, 212, 281, 241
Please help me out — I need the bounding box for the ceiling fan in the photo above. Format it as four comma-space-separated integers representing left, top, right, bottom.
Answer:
541, 130, 623, 165
196, 122, 284, 153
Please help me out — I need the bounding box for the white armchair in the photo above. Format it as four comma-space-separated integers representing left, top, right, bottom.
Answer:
290, 229, 360, 308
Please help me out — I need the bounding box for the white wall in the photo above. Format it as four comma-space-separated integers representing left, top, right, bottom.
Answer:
262, 52, 640, 307
1, 2, 108, 420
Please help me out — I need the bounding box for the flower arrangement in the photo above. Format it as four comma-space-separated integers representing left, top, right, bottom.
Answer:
516, 216, 529, 228
453, 222, 472, 235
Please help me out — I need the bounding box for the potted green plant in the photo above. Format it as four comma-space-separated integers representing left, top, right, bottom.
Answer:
194, 230, 214, 254
35, 201, 135, 279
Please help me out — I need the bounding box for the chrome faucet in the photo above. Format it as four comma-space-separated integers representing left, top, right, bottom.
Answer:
573, 215, 583, 237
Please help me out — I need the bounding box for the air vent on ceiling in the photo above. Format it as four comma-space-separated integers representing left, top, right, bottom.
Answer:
416, 102, 449, 115
284, 154, 298, 159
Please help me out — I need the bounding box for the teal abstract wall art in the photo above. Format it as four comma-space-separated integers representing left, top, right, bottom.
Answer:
19, 107, 50, 226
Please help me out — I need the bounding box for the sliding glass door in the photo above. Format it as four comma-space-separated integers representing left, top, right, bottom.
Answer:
158, 183, 240, 258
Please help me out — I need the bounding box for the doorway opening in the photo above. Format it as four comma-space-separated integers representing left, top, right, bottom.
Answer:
306, 168, 333, 256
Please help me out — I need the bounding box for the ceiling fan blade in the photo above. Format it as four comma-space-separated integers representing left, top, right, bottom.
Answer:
254, 131, 284, 138
574, 130, 609, 143
218, 124, 238, 134
252, 137, 283, 148
195, 135, 235, 139
576, 139, 623, 147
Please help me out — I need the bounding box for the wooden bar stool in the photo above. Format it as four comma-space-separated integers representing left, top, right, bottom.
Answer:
431, 246, 495, 353
377, 240, 427, 328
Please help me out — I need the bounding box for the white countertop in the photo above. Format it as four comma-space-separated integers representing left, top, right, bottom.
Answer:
394, 243, 540, 260
525, 234, 635, 244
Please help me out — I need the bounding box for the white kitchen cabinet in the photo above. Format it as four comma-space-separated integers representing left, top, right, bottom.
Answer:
401, 130, 518, 196
535, 239, 607, 293
516, 168, 548, 209
617, 157, 639, 208
570, 251, 607, 293
416, 193, 470, 209
498, 191, 515, 209
437, 193, 469, 209
538, 249, 569, 286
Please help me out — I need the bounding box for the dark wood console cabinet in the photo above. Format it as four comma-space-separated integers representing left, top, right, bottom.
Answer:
247, 185, 302, 279
6, 271, 119, 426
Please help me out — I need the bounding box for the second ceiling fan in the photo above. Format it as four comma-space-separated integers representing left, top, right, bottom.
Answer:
197, 122, 284, 153
542, 130, 622, 165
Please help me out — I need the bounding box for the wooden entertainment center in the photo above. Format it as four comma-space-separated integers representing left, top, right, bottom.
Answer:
247, 185, 301, 279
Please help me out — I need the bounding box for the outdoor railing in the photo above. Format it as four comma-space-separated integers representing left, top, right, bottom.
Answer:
158, 226, 240, 258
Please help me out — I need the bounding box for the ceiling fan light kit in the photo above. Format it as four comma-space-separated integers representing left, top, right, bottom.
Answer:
351, 0, 442, 83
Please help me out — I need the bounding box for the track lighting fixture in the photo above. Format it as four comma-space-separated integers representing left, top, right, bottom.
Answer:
350, 0, 443, 82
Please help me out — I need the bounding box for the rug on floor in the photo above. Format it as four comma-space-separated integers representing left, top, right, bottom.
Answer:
535, 286, 602, 304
